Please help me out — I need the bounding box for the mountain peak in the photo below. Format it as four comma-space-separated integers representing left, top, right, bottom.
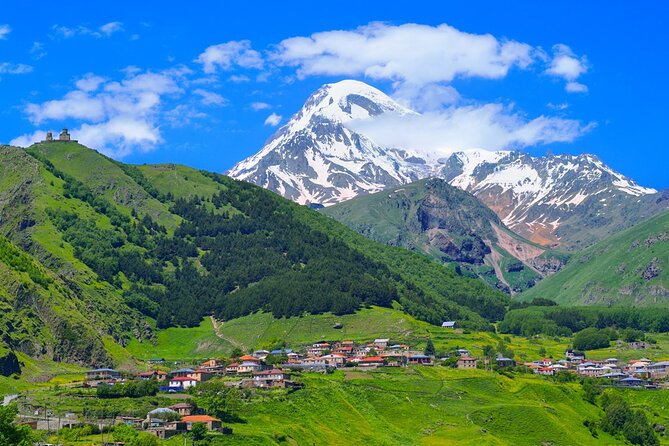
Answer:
297, 79, 412, 125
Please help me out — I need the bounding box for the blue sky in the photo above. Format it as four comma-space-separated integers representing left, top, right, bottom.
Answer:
1, 1, 667, 188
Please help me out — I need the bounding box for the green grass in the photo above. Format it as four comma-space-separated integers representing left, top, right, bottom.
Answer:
122, 307, 573, 364
24, 366, 642, 446
583, 333, 669, 362
138, 164, 223, 200
520, 210, 669, 305
125, 317, 232, 361
29, 141, 181, 231
0, 352, 87, 394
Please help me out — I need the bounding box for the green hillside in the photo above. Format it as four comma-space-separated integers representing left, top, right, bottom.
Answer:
212, 368, 625, 446
0, 142, 508, 372
520, 210, 669, 305
322, 178, 566, 293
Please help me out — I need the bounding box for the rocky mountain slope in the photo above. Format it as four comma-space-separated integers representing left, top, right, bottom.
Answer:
229, 80, 667, 249
519, 210, 669, 306
0, 142, 508, 370
322, 178, 567, 293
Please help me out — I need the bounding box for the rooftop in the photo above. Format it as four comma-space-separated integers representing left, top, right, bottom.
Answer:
182, 415, 221, 423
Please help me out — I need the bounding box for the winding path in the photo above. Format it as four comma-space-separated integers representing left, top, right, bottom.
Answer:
209, 316, 246, 351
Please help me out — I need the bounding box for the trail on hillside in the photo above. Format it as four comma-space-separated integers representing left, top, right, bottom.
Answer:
210, 316, 246, 351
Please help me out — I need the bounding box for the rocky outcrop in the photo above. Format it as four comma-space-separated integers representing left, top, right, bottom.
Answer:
641, 259, 661, 280
0, 350, 21, 376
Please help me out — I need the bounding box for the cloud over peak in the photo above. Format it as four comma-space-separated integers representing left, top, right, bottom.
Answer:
348, 103, 594, 156
273, 22, 536, 86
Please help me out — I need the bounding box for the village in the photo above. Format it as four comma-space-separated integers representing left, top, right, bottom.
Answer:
43, 331, 666, 441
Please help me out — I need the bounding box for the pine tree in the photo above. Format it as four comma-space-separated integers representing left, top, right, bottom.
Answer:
424, 338, 435, 356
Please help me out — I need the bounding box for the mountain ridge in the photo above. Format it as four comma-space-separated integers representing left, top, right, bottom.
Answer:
322, 178, 565, 293
229, 79, 667, 249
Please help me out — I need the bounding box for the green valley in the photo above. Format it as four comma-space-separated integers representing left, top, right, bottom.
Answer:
520, 210, 669, 305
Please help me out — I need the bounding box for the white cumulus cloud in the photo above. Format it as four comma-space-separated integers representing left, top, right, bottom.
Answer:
195, 40, 264, 73
273, 22, 536, 86
16, 68, 188, 157
264, 112, 282, 126
10, 130, 46, 147
546, 44, 589, 93
0, 24, 11, 40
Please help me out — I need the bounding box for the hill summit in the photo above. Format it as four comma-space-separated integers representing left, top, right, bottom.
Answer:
0, 141, 507, 367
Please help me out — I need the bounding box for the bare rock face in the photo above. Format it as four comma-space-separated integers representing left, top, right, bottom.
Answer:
530, 257, 566, 275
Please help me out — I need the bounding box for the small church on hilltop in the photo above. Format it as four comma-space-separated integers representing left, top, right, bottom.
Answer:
43, 128, 78, 143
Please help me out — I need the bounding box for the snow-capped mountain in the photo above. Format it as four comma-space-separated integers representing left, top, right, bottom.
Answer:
229, 80, 664, 248
228, 80, 433, 205
437, 150, 658, 246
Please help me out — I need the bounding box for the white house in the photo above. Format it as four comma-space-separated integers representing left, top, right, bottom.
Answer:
169, 376, 198, 389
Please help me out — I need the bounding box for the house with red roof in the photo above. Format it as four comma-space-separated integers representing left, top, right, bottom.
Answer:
538, 366, 555, 376
359, 356, 386, 367
181, 415, 222, 431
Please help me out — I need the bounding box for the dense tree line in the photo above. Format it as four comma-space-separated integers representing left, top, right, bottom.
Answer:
599, 393, 658, 445
96, 379, 159, 398
499, 306, 669, 337
31, 151, 508, 330
582, 386, 659, 446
